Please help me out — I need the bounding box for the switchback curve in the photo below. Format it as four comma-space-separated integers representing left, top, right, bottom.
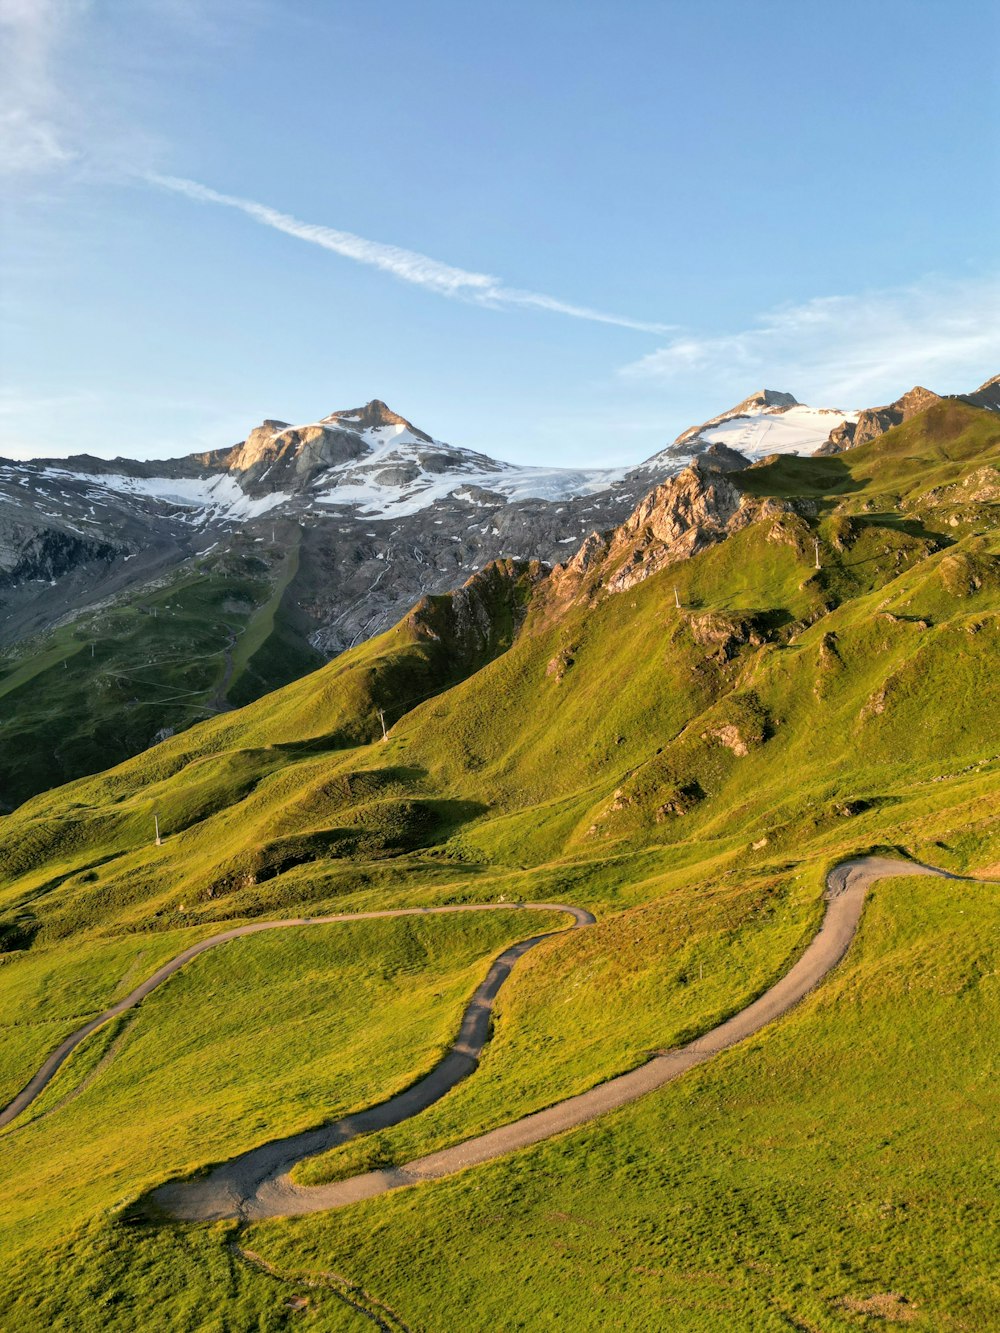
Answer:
0, 902, 592, 1134
1, 857, 960, 1224
152, 856, 957, 1221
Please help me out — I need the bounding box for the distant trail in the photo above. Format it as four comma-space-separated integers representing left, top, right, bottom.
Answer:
0, 902, 591, 1133
150, 856, 957, 1222
208, 629, 237, 714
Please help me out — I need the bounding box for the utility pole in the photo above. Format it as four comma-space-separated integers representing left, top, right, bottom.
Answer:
814, 539, 821, 570
154, 814, 162, 846
674, 586, 681, 609
378, 709, 388, 741
91, 642, 95, 658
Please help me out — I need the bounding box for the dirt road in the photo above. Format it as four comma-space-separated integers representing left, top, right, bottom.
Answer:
154, 855, 954, 1221
1, 856, 957, 1222
0, 902, 591, 1133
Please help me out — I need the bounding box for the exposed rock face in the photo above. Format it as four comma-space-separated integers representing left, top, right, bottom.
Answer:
201, 401, 441, 497
406, 558, 546, 667
0, 399, 661, 653
702, 722, 752, 757
687, 611, 769, 660
0, 529, 122, 586
545, 447, 797, 605
694, 442, 753, 473
820, 419, 857, 454
919, 464, 1000, 512
960, 373, 1000, 413
815, 386, 941, 454
601, 456, 794, 595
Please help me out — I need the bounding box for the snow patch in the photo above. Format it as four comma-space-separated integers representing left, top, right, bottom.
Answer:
41, 469, 290, 520
639, 402, 859, 471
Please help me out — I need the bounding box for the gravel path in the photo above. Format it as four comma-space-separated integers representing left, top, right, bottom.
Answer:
156, 855, 954, 1221
0, 902, 591, 1133
1, 856, 957, 1223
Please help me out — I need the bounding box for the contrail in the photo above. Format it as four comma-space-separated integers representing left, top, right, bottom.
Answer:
147, 173, 672, 335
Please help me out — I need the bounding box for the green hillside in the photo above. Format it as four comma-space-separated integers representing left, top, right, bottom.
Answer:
0, 528, 323, 811
0, 400, 998, 1330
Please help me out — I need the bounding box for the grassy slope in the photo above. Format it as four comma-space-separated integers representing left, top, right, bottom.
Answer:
0, 911, 562, 1319
0, 401, 997, 1328
0, 910, 564, 1253
0, 535, 324, 809
254, 874, 1000, 1332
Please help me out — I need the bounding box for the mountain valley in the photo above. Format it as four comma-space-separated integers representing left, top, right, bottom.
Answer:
0, 388, 998, 1328
2, 377, 994, 808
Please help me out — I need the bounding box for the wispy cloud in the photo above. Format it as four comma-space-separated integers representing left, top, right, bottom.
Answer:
619, 276, 1000, 403
147, 173, 674, 334
0, 0, 85, 173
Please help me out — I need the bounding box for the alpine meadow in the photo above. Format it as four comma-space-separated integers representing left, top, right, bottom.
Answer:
2, 2, 998, 1330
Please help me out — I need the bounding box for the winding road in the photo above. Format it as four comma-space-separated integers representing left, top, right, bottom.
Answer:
0, 903, 589, 1133
0, 856, 958, 1223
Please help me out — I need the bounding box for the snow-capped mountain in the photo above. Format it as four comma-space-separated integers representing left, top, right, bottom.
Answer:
15, 400, 629, 527
2, 379, 992, 664
634, 389, 857, 472
1, 374, 993, 806
0, 400, 649, 655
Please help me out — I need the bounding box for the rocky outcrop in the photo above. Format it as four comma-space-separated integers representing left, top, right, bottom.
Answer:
206, 420, 371, 494
815, 386, 940, 454
959, 373, 1000, 413
687, 610, 770, 660
0, 526, 121, 586
700, 691, 772, 756
405, 558, 546, 670
601, 456, 794, 595
693, 442, 753, 473
545, 446, 798, 605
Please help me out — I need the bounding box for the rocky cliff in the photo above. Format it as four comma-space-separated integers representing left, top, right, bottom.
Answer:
814, 386, 941, 454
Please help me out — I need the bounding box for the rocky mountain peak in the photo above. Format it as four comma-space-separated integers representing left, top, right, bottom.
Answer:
549, 451, 794, 607
960, 373, 1000, 412
209, 401, 433, 486
634, 388, 846, 473
733, 389, 799, 412
670, 389, 801, 451
320, 399, 433, 442
895, 386, 941, 415
814, 384, 941, 455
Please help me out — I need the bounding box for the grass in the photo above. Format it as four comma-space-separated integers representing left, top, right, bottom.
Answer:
0, 925, 198, 1105
0, 401, 997, 1328
292, 862, 825, 1186
249, 874, 1000, 1332
227, 527, 326, 707
0, 537, 324, 809
0, 633, 85, 700
0, 910, 562, 1260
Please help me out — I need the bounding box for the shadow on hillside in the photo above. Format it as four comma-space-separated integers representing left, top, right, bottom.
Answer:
735, 453, 864, 500
853, 513, 955, 545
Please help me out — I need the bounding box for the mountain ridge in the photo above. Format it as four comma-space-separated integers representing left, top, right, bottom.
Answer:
0, 394, 998, 1328
0, 380, 994, 806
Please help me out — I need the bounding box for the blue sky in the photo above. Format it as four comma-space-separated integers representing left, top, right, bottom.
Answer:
1, 0, 997, 464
